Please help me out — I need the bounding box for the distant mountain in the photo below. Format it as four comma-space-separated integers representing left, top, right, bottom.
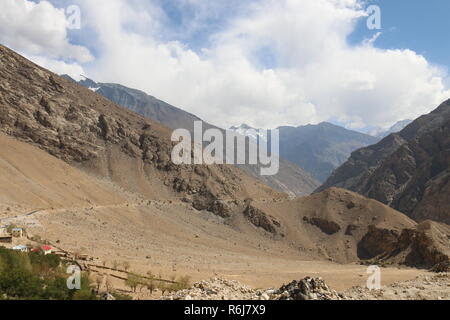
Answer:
229, 123, 269, 145
371, 120, 413, 138
230, 122, 378, 182
62, 76, 207, 133
278, 122, 378, 182
317, 100, 450, 224
64, 75, 320, 196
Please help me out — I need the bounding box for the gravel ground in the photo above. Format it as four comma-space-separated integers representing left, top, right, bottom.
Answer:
161, 273, 450, 300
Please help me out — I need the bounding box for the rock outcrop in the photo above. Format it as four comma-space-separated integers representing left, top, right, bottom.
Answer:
357, 226, 401, 260
243, 205, 283, 235
303, 217, 341, 235
359, 221, 450, 269
277, 277, 345, 300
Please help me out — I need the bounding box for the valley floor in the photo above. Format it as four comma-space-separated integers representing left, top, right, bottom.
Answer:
2, 200, 429, 294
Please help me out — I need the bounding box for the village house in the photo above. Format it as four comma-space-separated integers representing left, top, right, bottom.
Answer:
31, 245, 53, 255
11, 228, 24, 238
12, 245, 29, 253
41, 245, 53, 255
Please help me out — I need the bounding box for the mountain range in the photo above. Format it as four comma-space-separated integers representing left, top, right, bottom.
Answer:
66, 75, 383, 185
62, 75, 320, 196
230, 122, 378, 182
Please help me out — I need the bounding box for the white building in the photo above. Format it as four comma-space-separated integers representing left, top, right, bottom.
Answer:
11, 228, 24, 238
12, 245, 29, 253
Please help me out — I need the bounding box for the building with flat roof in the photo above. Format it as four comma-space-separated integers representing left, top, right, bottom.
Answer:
12, 245, 29, 252
11, 228, 24, 238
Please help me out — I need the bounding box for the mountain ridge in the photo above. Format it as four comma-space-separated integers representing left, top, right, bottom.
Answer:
230, 121, 378, 182
317, 99, 450, 224
63, 75, 320, 196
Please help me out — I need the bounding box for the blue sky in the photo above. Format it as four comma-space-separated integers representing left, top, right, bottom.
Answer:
2, 0, 449, 132
157, 0, 450, 73
66, 0, 450, 72
350, 0, 450, 72
47, 0, 449, 74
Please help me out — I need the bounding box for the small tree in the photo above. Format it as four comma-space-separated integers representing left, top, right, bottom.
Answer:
146, 280, 156, 295
105, 276, 112, 292
158, 282, 168, 295
95, 274, 103, 292
178, 275, 191, 290
125, 273, 140, 293
6, 224, 14, 234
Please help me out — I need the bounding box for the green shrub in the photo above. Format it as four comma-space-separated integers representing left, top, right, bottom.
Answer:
111, 292, 133, 300
0, 248, 96, 300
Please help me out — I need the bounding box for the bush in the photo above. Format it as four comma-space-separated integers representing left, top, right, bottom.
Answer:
125, 273, 141, 293
111, 292, 133, 300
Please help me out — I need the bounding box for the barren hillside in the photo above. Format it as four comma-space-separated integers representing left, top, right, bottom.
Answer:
0, 44, 282, 212
317, 100, 450, 224
64, 76, 320, 196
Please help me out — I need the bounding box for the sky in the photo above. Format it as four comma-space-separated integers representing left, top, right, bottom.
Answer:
1, 0, 449, 133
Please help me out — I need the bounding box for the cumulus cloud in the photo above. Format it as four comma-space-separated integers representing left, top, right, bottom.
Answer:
24, 54, 86, 81
1, 0, 449, 131
0, 0, 91, 79
76, 0, 449, 130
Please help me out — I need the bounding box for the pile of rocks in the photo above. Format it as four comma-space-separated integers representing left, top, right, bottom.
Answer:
161, 277, 347, 301
161, 278, 265, 300
344, 273, 450, 300
276, 277, 347, 300
161, 274, 450, 300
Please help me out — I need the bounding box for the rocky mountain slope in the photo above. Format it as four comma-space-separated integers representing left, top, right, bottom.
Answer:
65, 77, 208, 133
317, 100, 450, 224
63, 76, 319, 196
0, 44, 282, 213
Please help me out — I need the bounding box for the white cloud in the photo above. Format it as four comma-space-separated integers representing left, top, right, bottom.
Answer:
76, 0, 449, 130
24, 54, 86, 81
0, 0, 92, 62
1, 0, 449, 131
0, 0, 91, 80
